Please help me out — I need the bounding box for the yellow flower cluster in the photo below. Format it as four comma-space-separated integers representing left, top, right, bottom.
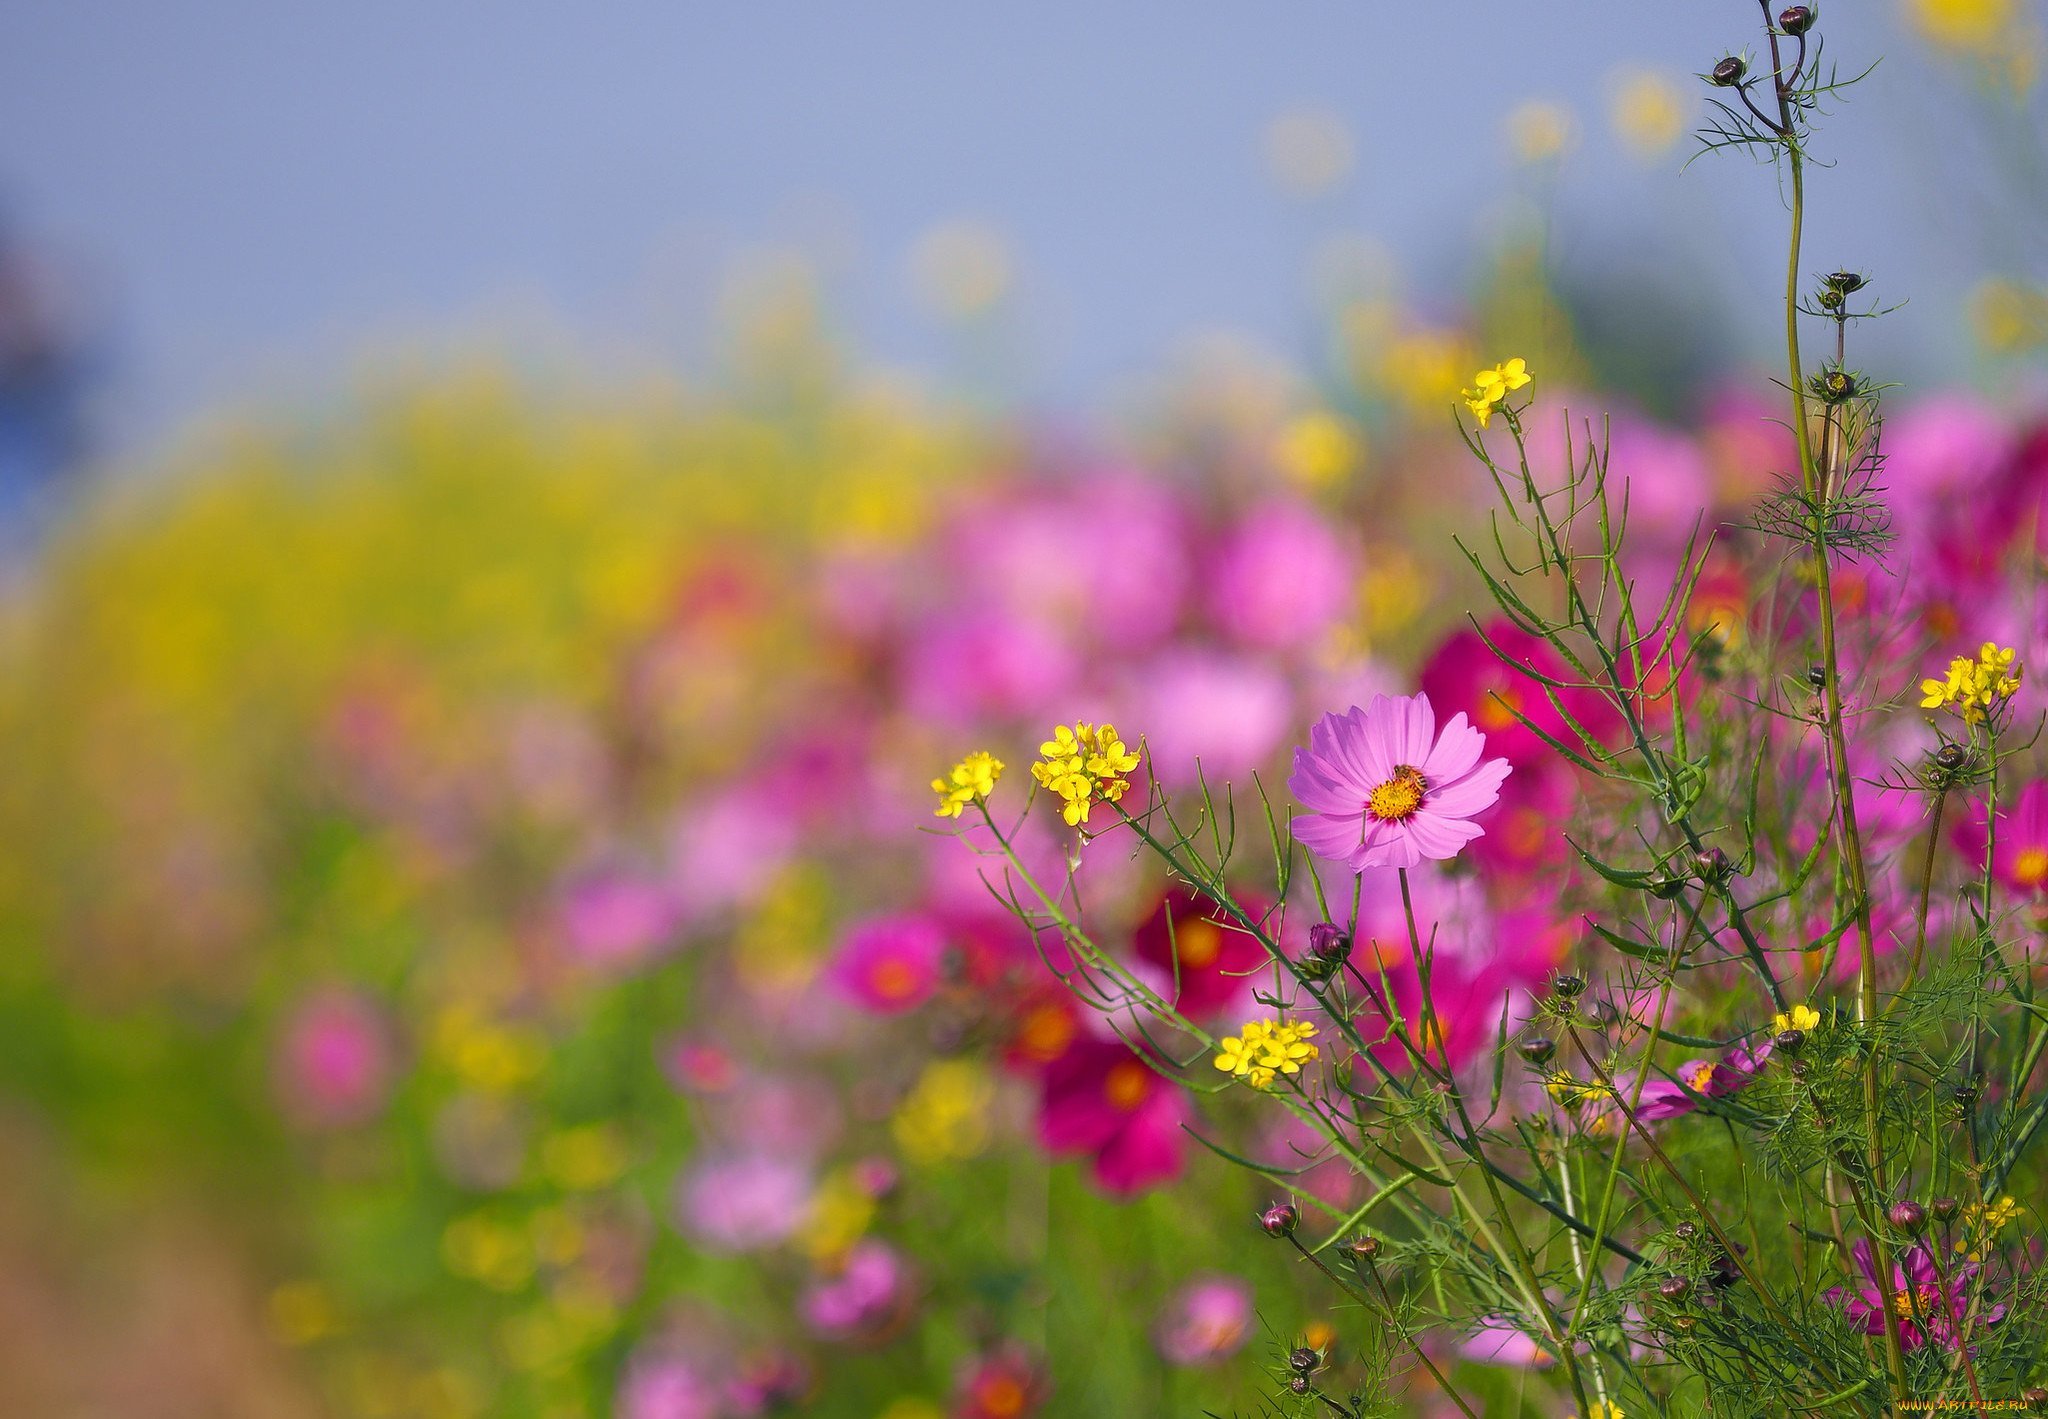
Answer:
1773, 1003, 1821, 1035
1920, 642, 2023, 723
1462, 357, 1531, 429
1031, 722, 1141, 826
932, 750, 1004, 818
1955, 1194, 2021, 1261
1214, 1019, 1321, 1088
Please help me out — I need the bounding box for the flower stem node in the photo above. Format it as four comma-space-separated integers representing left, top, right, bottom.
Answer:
1261, 1203, 1300, 1239
1710, 55, 1748, 87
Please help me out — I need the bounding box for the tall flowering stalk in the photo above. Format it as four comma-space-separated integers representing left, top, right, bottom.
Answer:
935, 6, 2048, 1415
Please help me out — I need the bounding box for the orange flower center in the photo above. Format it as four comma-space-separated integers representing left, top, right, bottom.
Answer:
979, 1377, 1027, 1418
1103, 1059, 1152, 1111
1173, 917, 1223, 969
1476, 689, 1520, 731
869, 958, 921, 1001
2015, 846, 2048, 889
1367, 765, 1427, 822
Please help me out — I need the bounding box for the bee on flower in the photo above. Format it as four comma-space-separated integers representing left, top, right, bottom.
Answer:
932, 750, 1004, 818
1920, 642, 2023, 725
1461, 357, 1532, 429
1031, 722, 1141, 826
1213, 1019, 1321, 1089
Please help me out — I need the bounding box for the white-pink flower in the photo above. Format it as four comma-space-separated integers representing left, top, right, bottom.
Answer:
1289, 693, 1511, 871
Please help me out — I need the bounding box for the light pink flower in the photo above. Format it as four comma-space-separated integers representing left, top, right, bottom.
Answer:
1289, 693, 1512, 871
1154, 1274, 1254, 1367
274, 988, 394, 1128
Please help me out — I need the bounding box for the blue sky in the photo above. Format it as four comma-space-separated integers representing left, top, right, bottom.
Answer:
0, 2, 2009, 448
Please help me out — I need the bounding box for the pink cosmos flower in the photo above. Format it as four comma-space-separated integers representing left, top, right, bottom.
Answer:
1130, 887, 1272, 1019
1955, 780, 2048, 895
618, 1355, 723, 1419
1419, 621, 1613, 770
954, 1343, 1051, 1419
829, 914, 948, 1013
1154, 1274, 1254, 1367
1131, 649, 1293, 787
274, 988, 395, 1128
1827, 1238, 2006, 1352
675, 1153, 813, 1252
801, 1239, 914, 1343
1633, 1042, 1771, 1122
1206, 500, 1355, 652
1036, 1037, 1190, 1198
1289, 693, 1512, 871
556, 864, 681, 972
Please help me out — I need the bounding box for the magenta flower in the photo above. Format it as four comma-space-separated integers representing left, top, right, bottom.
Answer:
1154, 1274, 1254, 1366
1036, 1037, 1190, 1198
617, 1355, 723, 1419
1827, 1238, 2005, 1352
1634, 1043, 1771, 1122
274, 988, 394, 1128
829, 913, 947, 1013
1289, 693, 1512, 871
800, 1240, 914, 1343
556, 864, 680, 972
1955, 779, 2048, 895
674, 1153, 813, 1253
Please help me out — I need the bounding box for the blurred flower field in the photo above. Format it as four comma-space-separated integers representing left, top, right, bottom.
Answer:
3, 8, 2048, 1418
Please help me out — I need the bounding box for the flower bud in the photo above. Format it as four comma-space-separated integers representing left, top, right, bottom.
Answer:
1888, 1200, 1927, 1234
1816, 368, 1858, 404
1710, 55, 1747, 87
1261, 1203, 1299, 1239
1779, 6, 1815, 36
1695, 847, 1732, 884
1827, 271, 1867, 294
1932, 1196, 1961, 1223
1774, 1028, 1805, 1054
1707, 1248, 1744, 1288
1818, 287, 1845, 312
1288, 1374, 1312, 1396
1674, 1221, 1699, 1240
1518, 1037, 1557, 1066
1345, 1235, 1382, 1261
1289, 1346, 1321, 1374
1657, 1276, 1691, 1301
1301, 923, 1352, 980
2024, 1386, 2048, 1410
1582, 997, 1621, 1029
1648, 871, 1688, 901
1553, 974, 1586, 999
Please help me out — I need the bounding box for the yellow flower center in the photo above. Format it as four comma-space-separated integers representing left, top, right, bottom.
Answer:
2016, 846, 2048, 889
1174, 918, 1223, 969
1685, 1063, 1717, 1092
1103, 1059, 1152, 1111
1367, 766, 1427, 822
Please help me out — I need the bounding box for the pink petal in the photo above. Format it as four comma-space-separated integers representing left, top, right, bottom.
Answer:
1428, 758, 1513, 818
1421, 712, 1483, 782
1396, 694, 1438, 766
1404, 811, 1484, 860
1289, 751, 1362, 814
1293, 810, 1369, 864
